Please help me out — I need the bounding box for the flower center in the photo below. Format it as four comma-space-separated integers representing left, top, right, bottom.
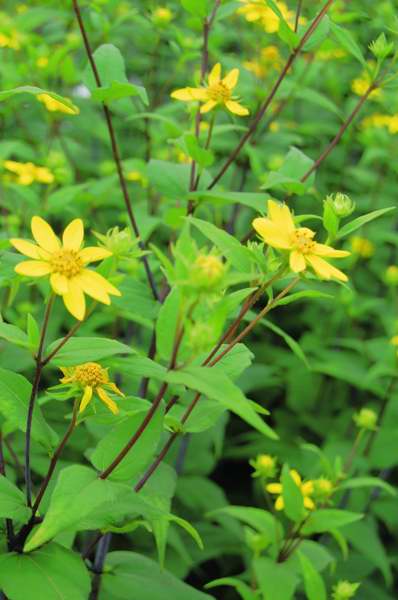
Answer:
291, 228, 316, 255
208, 82, 231, 102
74, 362, 108, 387
50, 249, 83, 278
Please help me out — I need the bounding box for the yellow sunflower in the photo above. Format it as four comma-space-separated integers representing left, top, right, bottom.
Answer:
10, 216, 121, 320
59, 362, 124, 415
171, 63, 249, 116
253, 200, 350, 281
266, 469, 315, 511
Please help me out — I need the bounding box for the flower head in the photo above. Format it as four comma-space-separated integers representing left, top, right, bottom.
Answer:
266, 469, 315, 511
37, 93, 79, 116
4, 160, 54, 185
192, 254, 226, 289
253, 200, 350, 281
10, 216, 121, 320
350, 235, 375, 258
152, 7, 173, 24
353, 408, 378, 431
332, 580, 360, 600
0, 30, 21, 50
312, 477, 334, 502
250, 454, 277, 478
171, 63, 249, 116
59, 362, 124, 414
238, 0, 296, 33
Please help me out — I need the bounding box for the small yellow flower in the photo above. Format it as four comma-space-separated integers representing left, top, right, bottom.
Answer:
251, 454, 277, 478
152, 7, 173, 24
10, 217, 121, 320
350, 236, 374, 258
313, 477, 334, 502
193, 254, 225, 288
3, 160, 54, 185
266, 469, 315, 511
59, 362, 124, 414
332, 580, 360, 600
171, 63, 249, 116
351, 68, 381, 99
390, 335, 398, 346
316, 48, 347, 61
253, 200, 350, 281
238, 0, 296, 33
385, 266, 398, 285
0, 30, 21, 50
36, 56, 49, 68
353, 408, 378, 431
37, 93, 79, 116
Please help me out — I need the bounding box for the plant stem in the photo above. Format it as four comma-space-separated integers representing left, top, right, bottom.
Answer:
31, 401, 79, 517
72, 0, 159, 302
135, 278, 299, 491
294, 0, 303, 32
0, 433, 15, 549
89, 533, 111, 600
207, 0, 335, 189
25, 295, 54, 507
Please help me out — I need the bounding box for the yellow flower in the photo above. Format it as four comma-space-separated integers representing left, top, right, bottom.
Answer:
59, 362, 124, 415
171, 63, 249, 116
36, 56, 49, 68
238, 0, 297, 33
192, 254, 225, 289
253, 200, 350, 282
266, 469, 315, 511
316, 48, 347, 61
3, 160, 54, 185
388, 115, 398, 134
153, 7, 173, 23
10, 216, 121, 320
351, 68, 381, 99
353, 408, 378, 431
0, 30, 21, 50
37, 93, 79, 115
350, 236, 374, 258
245, 46, 283, 78
251, 454, 277, 478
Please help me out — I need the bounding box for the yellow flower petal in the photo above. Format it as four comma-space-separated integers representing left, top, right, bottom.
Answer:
306, 255, 348, 282
15, 260, 52, 277
97, 386, 119, 415
304, 497, 315, 510
78, 269, 121, 302
78, 246, 112, 264
50, 273, 69, 295
313, 243, 350, 258
266, 483, 282, 494
62, 279, 86, 320
208, 63, 221, 86
268, 199, 295, 233
289, 250, 306, 273
225, 100, 249, 116
10, 239, 42, 259
79, 386, 93, 413
275, 496, 284, 511
31, 216, 60, 253
302, 481, 314, 496
252, 217, 291, 249
62, 219, 84, 251
222, 68, 239, 89
107, 382, 125, 397
290, 469, 302, 486
200, 100, 218, 113
171, 87, 208, 101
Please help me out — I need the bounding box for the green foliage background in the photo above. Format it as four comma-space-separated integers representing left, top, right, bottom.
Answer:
0, 1, 398, 599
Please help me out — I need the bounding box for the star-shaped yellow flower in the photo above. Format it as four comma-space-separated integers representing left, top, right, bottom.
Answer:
266, 469, 315, 511
238, 0, 296, 33
59, 362, 124, 415
253, 200, 350, 281
4, 160, 54, 185
10, 216, 121, 320
171, 63, 249, 116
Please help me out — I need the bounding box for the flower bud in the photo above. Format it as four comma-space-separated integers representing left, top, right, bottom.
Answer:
350, 236, 375, 258
152, 7, 174, 25
312, 477, 334, 502
353, 408, 378, 431
92, 227, 139, 258
188, 322, 215, 353
385, 265, 398, 286
250, 454, 277, 479
191, 254, 225, 290
326, 193, 355, 218
332, 580, 360, 600
369, 33, 394, 59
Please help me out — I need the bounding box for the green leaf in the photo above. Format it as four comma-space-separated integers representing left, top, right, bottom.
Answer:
189, 217, 253, 271
0, 321, 29, 348
84, 44, 127, 91
253, 557, 298, 600
323, 200, 340, 239
0, 475, 30, 522
336, 207, 395, 239
260, 319, 310, 368
188, 190, 268, 211
338, 477, 396, 496
156, 287, 181, 361
206, 578, 257, 600
302, 509, 363, 535
0, 543, 90, 600
282, 465, 305, 522
298, 552, 327, 600
0, 368, 57, 450
180, 0, 209, 18
26, 314, 40, 350
24, 466, 137, 552
45, 336, 135, 366
344, 519, 392, 586
0, 86, 79, 113
100, 551, 214, 600
147, 160, 211, 199
262, 147, 315, 195
210, 506, 282, 546
301, 15, 330, 52
185, 134, 214, 168
90, 407, 164, 481
92, 81, 148, 105
330, 22, 367, 67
